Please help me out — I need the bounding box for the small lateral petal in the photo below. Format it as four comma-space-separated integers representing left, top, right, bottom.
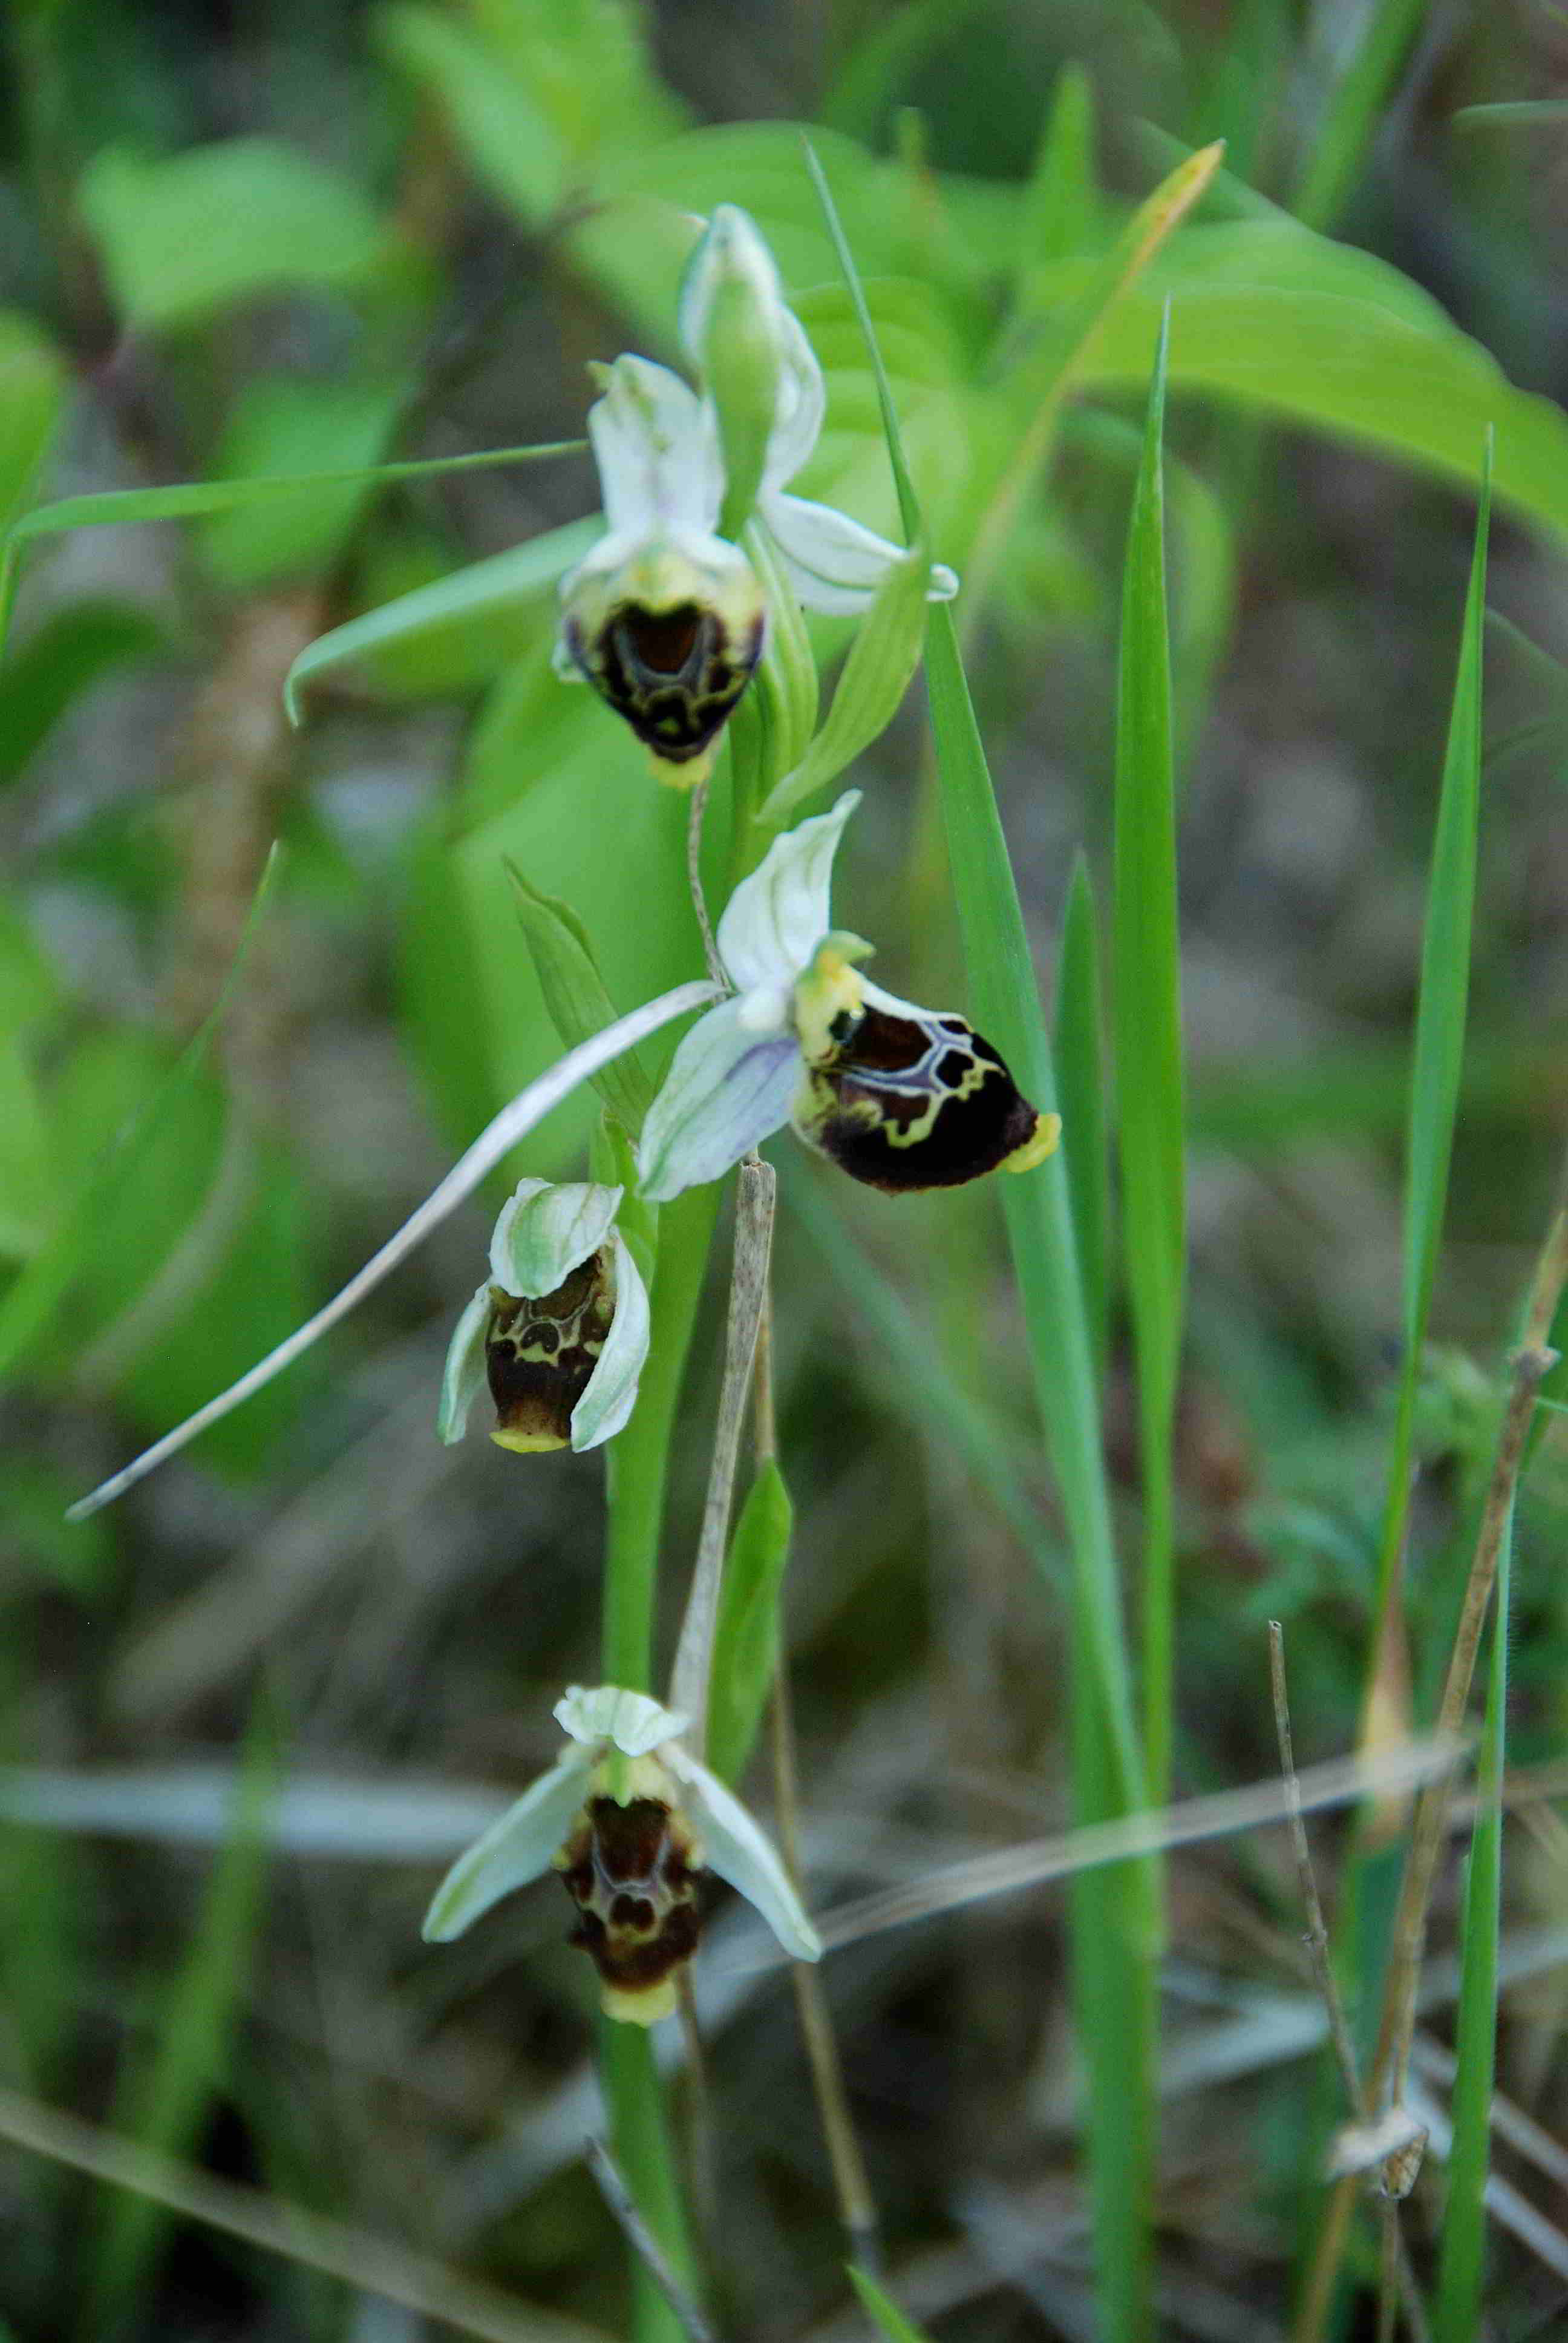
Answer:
421, 1746, 595, 1942
765, 491, 958, 616
491, 1178, 620, 1297
437, 1282, 492, 1445
665, 1745, 822, 1962
716, 790, 860, 992
569, 1230, 651, 1451
636, 997, 799, 1202
555, 1685, 688, 1755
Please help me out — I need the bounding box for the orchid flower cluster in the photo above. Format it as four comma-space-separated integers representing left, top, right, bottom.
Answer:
72, 201, 1061, 2028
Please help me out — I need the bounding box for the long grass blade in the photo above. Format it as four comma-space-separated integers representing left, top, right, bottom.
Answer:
1113, 309, 1186, 1806
1053, 855, 1110, 1386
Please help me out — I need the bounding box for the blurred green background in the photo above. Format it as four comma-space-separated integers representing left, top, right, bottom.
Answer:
6, 1, 1568, 2336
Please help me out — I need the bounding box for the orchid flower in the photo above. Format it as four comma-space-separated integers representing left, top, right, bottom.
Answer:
555, 204, 958, 785
637, 792, 1060, 1201
438, 1178, 650, 1455
423, 1685, 821, 2025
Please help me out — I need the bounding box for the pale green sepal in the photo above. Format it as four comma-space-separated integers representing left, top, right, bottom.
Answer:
664, 1742, 820, 1961
758, 542, 933, 825
706, 1463, 793, 1784
636, 999, 799, 1204
489, 1178, 620, 1296
437, 1282, 491, 1444
681, 209, 789, 541
716, 790, 861, 991
766, 491, 958, 617
570, 1229, 651, 1451
506, 866, 655, 1129
421, 1746, 594, 1941
554, 1685, 688, 1755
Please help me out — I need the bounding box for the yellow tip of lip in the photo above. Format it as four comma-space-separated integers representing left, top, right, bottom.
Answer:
601, 1979, 678, 2027
1002, 1112, 1062, 1175
489, 1427, 569, 1455
650, 745, 714, 791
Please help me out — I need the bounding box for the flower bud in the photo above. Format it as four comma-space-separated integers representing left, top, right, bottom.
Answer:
680, 206, 788, 539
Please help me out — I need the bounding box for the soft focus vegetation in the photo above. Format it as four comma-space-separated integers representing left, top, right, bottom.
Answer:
7, 2, 1568, 2339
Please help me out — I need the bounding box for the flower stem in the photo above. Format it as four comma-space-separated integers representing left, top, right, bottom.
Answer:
598, 2019, 697, 2343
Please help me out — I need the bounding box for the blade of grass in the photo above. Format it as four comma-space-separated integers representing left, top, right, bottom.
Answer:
1053, 855, 1109, 1388
1295, 0, 1429, 234
801, 135, 1155, 2343
1112, 310, 1186, 1807
1433, 1512, 1510, 2343
0, 439, 584, 654
849, 2267, 936, 2343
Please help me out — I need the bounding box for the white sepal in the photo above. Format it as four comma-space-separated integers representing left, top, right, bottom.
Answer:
437, 1282, 492, 1446
715, 790, 860, 992
490, 1178, 621, 1297
759, 305, 828, 494
569, 1230, 651, 1451
420, 1745, 595, 1941
636, 997, 800, 1202
664, 1744, 822, 1962
587, 355, 724, 542
765, 492, 959, 616
555, 1685, 689, 1755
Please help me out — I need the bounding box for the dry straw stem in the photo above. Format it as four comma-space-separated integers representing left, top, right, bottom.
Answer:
685, 776, 725, 988
1371, 1204, 1568, 2111
0, 2082, 603, 2343
586, 2137, 717, 2343
670, 1159, 776, 1748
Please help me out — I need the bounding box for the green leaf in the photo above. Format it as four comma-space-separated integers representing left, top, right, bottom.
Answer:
379, 3, 564, 226
283, 517, 595, 721
78, 139, 388, 327
705, 1463, 793, 1784
1294, 0, 1427, 232
0, 310, 66, 531
1015, 62, 1102, 284
849, 2268, 936, 2343
198, 376, 408, 588
1368, 442, 1491, 1639
506, 865, 655, 1129
0, 1039, 51, 1260
1112, 310, 1185, 1804
0, 599, 164, 787
0, 439, 586, 657
1053, 854, 1109, 1388
757, 537, 932, 825
1434, 1507, 1510, 2343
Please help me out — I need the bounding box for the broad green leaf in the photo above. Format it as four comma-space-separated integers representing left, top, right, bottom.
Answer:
1434, 1512, 1509, 2343
0, 310, 66, 530
706, 1463, 792, 1785
1113, 311, 1185, 1803
198, 376, 408, 587
79, 139, 388, 327
507, 864, 655, 1129
283, 517, 594, 721
757, 538, 931, 825
1074, 226, 1568, 550
378, 3, 564, 226
0, 599, 164, 786
849, 2269, 936, 2343
1053, 854, 1108, 1386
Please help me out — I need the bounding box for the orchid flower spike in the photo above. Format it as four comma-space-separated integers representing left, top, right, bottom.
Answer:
423, 1685, 821, 2025
438, 1179, 650, 1455
555, 205, 958, 787
637, 792, 1060, 1201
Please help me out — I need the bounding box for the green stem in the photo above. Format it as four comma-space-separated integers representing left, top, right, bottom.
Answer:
598, 2019, 696, 2343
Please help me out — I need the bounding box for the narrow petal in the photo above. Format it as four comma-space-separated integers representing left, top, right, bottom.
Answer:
763, 492, 959, 617
760, 308, 827, 494
664, 1746, 822, 1961
570, 1230, 651, 1451
555, 1685, 688, 1755
715, 790, 860, 993
589, 356, 723, 542
491, 1179, 621, 1297
437, 1282, 492, 1444
637, 998, 799, 1202
421, 1747, 595, 1941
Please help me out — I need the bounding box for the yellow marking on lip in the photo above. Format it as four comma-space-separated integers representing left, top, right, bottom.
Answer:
600, 1978, 678, 2027
1001, 1112, 1062, 1175
490, 1426, 570, 1454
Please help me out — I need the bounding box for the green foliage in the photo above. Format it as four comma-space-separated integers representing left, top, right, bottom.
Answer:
1052, 856, 1109, 1386
848, 2267, 936, 2343
507, 866, 655, 1130
758, 538, 933, 825
706, 1463, 792, 1784
0, 310, 66, 528
0, 600, 163, 787
198, 378, 408, 588
78, 139, 390, 327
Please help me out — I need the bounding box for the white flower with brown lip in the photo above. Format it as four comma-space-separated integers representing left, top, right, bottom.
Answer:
555, 205, 958, 786
636, 792, 1059, 1201
438, 1179, 650, 1455
423, 1685, 821, 2025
